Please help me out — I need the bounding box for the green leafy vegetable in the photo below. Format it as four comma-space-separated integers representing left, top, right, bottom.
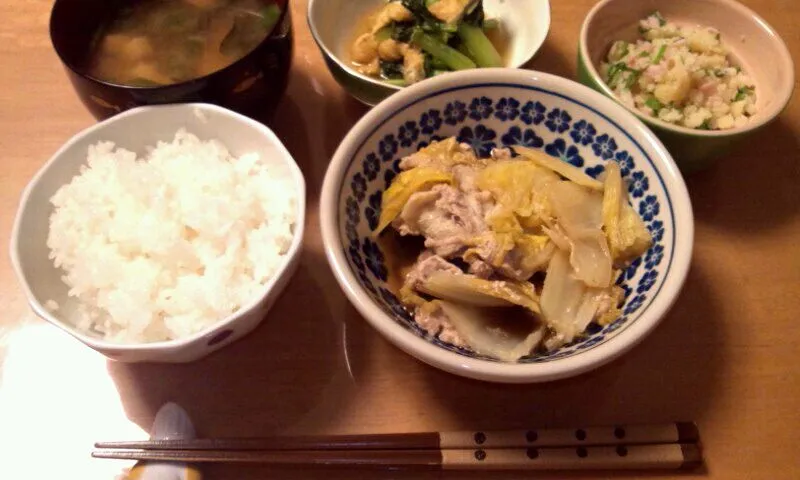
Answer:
429, 55, 449, 70
423, 52, 434, 77
361, 1, 502, 85
483, 18, 499, 30
375, 26, 394, 43
457, 23, 502, 67
260, 3, 282, 32
392, 22, 415, 43
380, 60, 405, 80
410, 28, 477, 71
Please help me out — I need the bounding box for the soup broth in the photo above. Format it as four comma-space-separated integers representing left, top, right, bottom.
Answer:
88, 0, 282, 87
484, 25, 511, 64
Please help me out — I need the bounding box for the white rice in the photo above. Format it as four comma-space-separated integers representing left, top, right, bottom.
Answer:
601, 12, 757, 130
47, 129, 298, 344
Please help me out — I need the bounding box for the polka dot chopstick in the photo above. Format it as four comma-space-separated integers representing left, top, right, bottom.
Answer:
93, 422, 702, 471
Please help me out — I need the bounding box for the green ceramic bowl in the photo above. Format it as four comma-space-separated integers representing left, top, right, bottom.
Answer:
308, 0, 551, 106
578, 0, 795, 172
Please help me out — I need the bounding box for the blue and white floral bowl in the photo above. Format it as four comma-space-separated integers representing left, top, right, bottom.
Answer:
321, 69, 693, 383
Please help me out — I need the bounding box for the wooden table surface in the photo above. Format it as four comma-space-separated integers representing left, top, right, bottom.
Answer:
1, 0, 798, 478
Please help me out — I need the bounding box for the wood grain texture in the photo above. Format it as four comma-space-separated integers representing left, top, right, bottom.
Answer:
0, 0, 799, 479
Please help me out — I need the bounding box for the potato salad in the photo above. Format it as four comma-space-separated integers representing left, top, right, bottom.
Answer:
601, 12, 757, 130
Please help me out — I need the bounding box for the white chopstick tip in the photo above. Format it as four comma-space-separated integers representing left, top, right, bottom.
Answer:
152, 402, 196, 441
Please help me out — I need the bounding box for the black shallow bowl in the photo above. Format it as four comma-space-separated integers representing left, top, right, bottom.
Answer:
50, 0, 293, 122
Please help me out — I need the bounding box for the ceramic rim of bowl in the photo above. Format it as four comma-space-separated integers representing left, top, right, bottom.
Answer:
306, 0, 551, 96
321, 68, 694, 383
579, 0, 796, 138
9, 103, 306, 354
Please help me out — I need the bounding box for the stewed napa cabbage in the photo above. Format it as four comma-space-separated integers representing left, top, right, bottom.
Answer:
375, 138, 653, 361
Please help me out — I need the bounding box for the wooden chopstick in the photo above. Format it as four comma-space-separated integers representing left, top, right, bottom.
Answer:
92, 444, 703, 470
95, 422, 699, 451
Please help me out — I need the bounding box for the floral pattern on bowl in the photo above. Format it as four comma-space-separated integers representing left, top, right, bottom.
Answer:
335, 83, 680, 364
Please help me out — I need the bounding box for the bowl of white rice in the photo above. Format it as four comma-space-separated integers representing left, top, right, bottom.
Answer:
10, 103, 305, 363
578, 0, 794, 172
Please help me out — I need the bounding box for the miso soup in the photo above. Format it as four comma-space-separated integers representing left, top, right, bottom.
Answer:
88, 0, 283, 87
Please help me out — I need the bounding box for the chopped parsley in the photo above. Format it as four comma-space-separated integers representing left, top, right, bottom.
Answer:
734, 86, 754, 102
645, 97, 663, 112
606, 62, 641, 89
640, 11, 666, 33
652, 45, 667, 63
610, 41, 629, 61
625, 69, 642, 88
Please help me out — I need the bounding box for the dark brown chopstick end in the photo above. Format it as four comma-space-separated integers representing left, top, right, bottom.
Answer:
675, 422, 700, 443
679, 443, 704, 470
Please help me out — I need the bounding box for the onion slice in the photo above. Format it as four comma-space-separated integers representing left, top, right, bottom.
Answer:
437, 300, 545, 362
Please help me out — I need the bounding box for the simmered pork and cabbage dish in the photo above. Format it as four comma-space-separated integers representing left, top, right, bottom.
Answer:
349, 0, 508, 86
375, 138, 653, 362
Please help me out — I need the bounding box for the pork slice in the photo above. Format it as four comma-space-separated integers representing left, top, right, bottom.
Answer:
402, 252, 468, 347
403, 251, 463, 290
393, 189, 439, 237
465, 233, 555, 281
414, 302, 467, 347
450, 164, 482, 192
467, 259, 494, 279
393, 184, 490, 258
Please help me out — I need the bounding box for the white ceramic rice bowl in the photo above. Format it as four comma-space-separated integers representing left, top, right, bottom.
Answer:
10, 103, 306, 363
